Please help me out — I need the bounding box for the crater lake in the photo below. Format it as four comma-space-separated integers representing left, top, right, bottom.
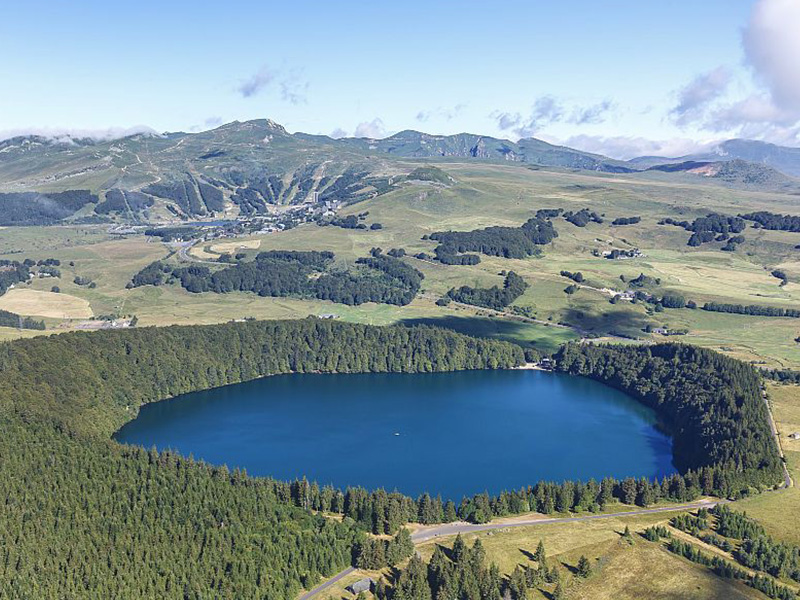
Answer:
114, 369, 675, 500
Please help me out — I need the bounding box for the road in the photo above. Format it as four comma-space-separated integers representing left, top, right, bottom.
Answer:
763, 388, 794, 489
409, 499, 722, 543
299, 500, 721, 598
298, 567, 355, 600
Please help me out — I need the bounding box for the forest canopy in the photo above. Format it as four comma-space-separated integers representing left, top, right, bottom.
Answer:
129, 249, 424, 306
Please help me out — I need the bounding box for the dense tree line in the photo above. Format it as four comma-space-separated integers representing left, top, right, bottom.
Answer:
763, 369, 800, 384
554, 343, 783, 490
323, 214, 368, 230
702, 302, 800, 318
144, 226, 201, 241
741, 211, 800, 232
281, 470, 733, 535
430, 216, 558, 262
0, 260, 31, 295
665, 539, 796, 600
129, 250, 424, 306
0, 319, 523, 438
660, 294, 687, 309
0, 189, 97, 225
447, 271, 528, 310
0, 309, 45, 330
434, 244, 482, 265
612, 216, 641, 225
772, 270, 789, 286
711, 506, 800, 582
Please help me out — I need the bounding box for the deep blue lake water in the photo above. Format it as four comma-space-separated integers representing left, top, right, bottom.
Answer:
114, 370, 675, 500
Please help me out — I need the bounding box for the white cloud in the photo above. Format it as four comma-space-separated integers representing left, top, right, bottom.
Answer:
415, 104, 466, 123
237, 66, 276, 98
494, 97, 613, 139
670, 67, 731, 125
353, 118, 387, 139
492, 96, 563, 138
570, 99, 615, 125
205, 116, 223, 127
743, 0, 800, 112
558, 134, 718, 161
329, 127, 348, 139
237, 65, 309, 103
674, 0, 800, 145
0, 125, 157, 143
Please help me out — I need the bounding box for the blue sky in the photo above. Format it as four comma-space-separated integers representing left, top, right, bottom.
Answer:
1, 0, 798, 158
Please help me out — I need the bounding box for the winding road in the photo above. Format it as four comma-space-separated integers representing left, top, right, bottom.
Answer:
298, 499, 722, 599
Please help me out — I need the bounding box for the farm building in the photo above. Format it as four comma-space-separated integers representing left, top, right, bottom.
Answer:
346, 577, 374, 595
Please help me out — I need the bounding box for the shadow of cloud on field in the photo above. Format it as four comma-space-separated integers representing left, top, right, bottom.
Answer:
562, 306, 650, 339
399, 316, 546, 348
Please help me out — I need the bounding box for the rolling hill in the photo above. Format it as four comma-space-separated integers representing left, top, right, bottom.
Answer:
632, 139, 800, 178
2, 120, 799, 226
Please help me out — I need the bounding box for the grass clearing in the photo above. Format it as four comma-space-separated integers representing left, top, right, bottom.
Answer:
415, 510, 764, 600
0, 288, 92, 319
211, 238, 261, 253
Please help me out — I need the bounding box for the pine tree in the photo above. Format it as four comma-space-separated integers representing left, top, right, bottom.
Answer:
553, 581, 565, 599
534, 540, 546, 564
577, 555, 592, 577
507, 565, 528, 599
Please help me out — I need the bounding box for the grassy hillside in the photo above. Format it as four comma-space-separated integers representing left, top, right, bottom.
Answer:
1, 158, 799, 367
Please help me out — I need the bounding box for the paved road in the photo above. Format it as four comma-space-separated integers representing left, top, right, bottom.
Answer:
298, 566, 355, 600
299, 500, 720, 598
409, 499, 722, 543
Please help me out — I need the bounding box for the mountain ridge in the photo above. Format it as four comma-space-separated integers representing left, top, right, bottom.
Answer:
1, 119, 799, 225
631, 138, 800, 177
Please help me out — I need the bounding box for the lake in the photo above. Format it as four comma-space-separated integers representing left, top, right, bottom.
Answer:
115, 370, 675, 500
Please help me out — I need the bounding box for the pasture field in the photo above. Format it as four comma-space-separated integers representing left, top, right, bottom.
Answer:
0, 162, 798, 367
318, 507, 768, 600
735, 383, 800, 545
0, 288, 92, 319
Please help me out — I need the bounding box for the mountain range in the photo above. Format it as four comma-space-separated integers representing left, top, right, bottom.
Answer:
0, 119, 798, 225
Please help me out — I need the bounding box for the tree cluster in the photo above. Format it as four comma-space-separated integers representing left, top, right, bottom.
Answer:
130, 250, 424, 306
611, 216, 641, 225
563, 208, 603, 227
430, 216, 558, 262
740, 211, 800, 232
666, 539, 796, 600
0, 309, 45, 330
560, 270, 584, 283
447, 271, 528, 310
